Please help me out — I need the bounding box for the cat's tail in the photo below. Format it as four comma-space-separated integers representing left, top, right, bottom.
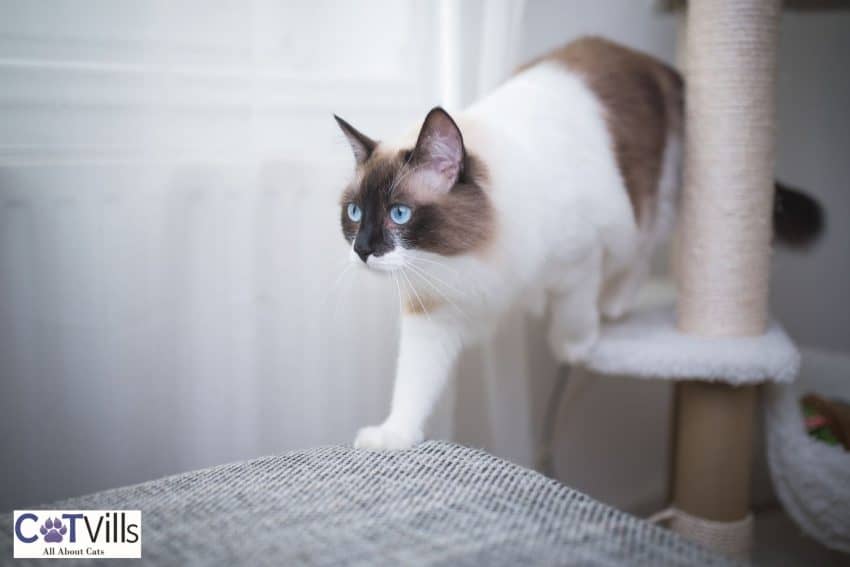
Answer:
773, 181, 824, 247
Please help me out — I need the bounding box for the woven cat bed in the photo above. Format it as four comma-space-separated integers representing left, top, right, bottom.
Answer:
0, 442, 731, 566
765, 360, 850, 553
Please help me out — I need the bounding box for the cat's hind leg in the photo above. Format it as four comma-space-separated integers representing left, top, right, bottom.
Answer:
547, 246, 603, 364
602, 133, 680, 320
600, 257, 649, 320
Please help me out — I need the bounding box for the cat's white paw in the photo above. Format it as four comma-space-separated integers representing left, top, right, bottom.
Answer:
601, 297, 629, 321
564, 333, 597, 363
549, 330, 598, 365
354, 424, 423, 451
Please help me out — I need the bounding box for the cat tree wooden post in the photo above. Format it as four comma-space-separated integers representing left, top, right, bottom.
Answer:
672, 0, 781, 555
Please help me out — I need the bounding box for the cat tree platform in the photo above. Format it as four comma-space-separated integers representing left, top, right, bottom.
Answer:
585, 303, 799, 385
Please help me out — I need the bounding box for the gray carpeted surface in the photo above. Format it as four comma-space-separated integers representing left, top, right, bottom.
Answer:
1, 441, 731, 566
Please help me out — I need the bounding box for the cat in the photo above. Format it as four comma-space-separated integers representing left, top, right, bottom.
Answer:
333, 37, 822, 451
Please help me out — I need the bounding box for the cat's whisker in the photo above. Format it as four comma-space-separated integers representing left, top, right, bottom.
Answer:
328, 262, 355, 295
391, 270, 404, 309
405, 254, 461, 276
388, 166, 406, 195
405, 258, 468, 297
328, 264, 356, 326
400, 267, 431, 322
409, 255, 490, 303
388, 162, 420, 197
323, 247, 357, 306
404, 263, 469, 320
404, 261, 465, 304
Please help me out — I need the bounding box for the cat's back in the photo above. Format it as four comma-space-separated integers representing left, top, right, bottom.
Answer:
527, 36, 683, 131
459, 37, 684, 275
524, 36, 682, 106
467, 37, 683, 229
523, 36, 683, 222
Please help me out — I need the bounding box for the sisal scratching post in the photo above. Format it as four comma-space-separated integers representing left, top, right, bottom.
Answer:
672, 0, 781, 557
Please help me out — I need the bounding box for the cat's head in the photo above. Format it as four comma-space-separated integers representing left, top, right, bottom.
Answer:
335, 107, 492, 272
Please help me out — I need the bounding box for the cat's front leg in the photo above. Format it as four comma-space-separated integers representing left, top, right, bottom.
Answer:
355, 313, 463, 450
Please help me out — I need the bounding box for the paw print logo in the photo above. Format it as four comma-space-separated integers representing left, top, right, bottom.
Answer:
40, 517, 67, 543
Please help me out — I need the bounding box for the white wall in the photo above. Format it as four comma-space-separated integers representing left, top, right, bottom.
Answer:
772, 10, 850, 354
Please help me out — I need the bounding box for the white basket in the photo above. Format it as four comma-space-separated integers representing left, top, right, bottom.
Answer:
765, 350, 850, 553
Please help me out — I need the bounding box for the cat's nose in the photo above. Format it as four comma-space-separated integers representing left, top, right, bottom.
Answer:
353, 236, 372, 263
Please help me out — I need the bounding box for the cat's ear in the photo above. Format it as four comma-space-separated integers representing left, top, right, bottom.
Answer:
334, 114, 376, 165
410, 107, 465, 193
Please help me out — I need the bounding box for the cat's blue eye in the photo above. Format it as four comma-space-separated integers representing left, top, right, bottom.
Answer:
347, 203, 362, 222
390, 204, 412, 225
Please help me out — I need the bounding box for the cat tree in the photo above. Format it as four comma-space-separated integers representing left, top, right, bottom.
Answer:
674, 0, 779, 553
581, 0, 790, 557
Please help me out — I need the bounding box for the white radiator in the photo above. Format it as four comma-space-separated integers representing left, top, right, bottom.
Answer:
0, 158, 408, 504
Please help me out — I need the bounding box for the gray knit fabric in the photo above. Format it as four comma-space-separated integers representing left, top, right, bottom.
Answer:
1, 441, 731, 566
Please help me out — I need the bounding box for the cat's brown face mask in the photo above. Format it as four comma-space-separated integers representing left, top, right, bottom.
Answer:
335, 107, 492, 273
